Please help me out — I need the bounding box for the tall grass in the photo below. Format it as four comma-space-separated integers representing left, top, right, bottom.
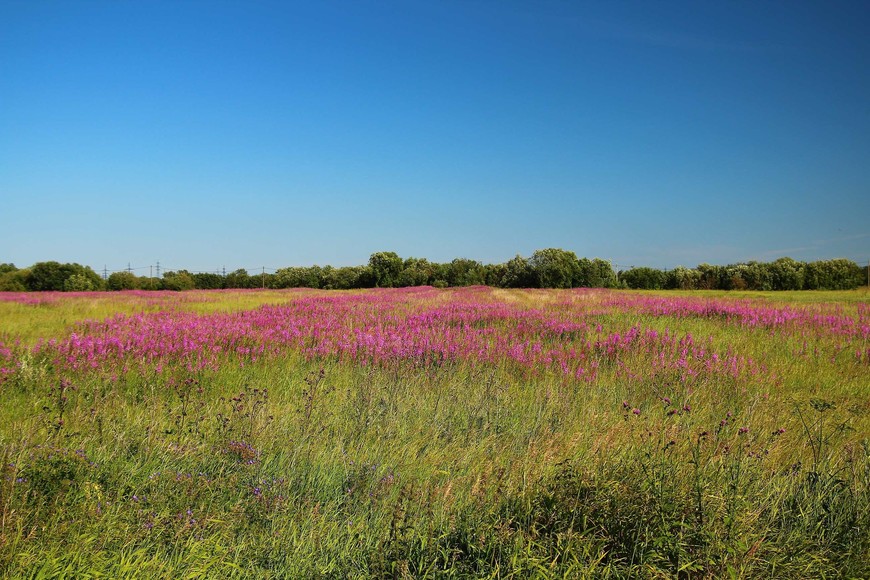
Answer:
0, 288, 867, 578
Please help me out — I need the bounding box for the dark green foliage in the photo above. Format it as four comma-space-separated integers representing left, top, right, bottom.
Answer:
192, 272, 225, 290
578, 258, 618, 288
500, 254, 535, 288
25, 262, 104, 292
223, 268, 249, 289
769, 257, 805, 291
272, 266, 324, 289
620, 266, 667, 289
697, 263, 729, 290
324, 265, 372, 289
529, 248, 580, 289
369, 251, 404, 288
106, 271, 139, 291
804, 259, 865, 290
162, 270, 196, 291
445, 258, 486, 287
0, 268, 28, 291
398, 258, 434, 287
9, 255, 866, 292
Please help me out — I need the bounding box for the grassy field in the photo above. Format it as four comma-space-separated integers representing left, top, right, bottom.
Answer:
0, 287, 868, 578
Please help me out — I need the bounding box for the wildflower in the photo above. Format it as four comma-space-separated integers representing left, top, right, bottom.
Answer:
632, 408, 641, 415
738, 427, 749, 434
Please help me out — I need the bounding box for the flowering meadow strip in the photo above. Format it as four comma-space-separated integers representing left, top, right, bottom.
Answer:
0, 289, 228, 306
599, 292, 870, 339
6, 286, 858, 388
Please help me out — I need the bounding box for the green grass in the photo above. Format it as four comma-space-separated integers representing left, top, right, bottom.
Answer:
0, 288, 868, 578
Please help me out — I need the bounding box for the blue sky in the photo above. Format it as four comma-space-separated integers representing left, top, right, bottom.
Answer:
1, 0, 868, 274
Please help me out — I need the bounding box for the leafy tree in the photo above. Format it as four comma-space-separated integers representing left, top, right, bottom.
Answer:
192, 272, 225, 290
620, 267, 666, 289
0, 268, 28, 291
575, 258, 617, 288
529, 249, 580, 289
445, 258, 486, 287
63, 273, 98, 291
666, 267, 702, 290
398, 258, 434, 287
696, 264, 728, 290
225, 269, 251, 289
590, 258, 618, 288
324, 266, 369, 289
162, 270, 196, 291
769, 257, 805, 291
804, 259, 863, 290
26, 262, 103, 291
741, 262, 773, 291
368, 252, 403, 288
0, 263, 17, 275
107, 271, 139, 291
273, 266, 323, 288
484, 263, 507, 287
500, 255, 534, 288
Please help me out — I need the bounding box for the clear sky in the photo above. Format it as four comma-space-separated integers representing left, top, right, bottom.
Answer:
2, 1, 868, 274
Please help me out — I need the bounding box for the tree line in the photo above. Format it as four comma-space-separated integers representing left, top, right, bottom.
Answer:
0, 251, 865, 292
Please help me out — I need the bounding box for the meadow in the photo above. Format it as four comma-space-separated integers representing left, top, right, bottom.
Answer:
0, 287, 867, 578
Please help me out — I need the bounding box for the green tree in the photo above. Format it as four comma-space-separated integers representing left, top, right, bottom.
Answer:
192, 272, 225, 290
804, 259, 863, 290
500, 255, 534, 288
162, 270, 196, 291
368, 252, 403, 288
107, 271, 139, 291
445, 258, 486, 287
575, 258, 617, 288
666, 266, 702, 290
225, 269, 251, 289
26, 262, 103, 291
0, 268, 28, 291
529, 248, 580, 288
398, 258, 434, 287
696, 263, 728, 290
769, 257, 805, 291
620, 267, 666, 289
323, 266, 369, 289
742, 262, 773, 291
